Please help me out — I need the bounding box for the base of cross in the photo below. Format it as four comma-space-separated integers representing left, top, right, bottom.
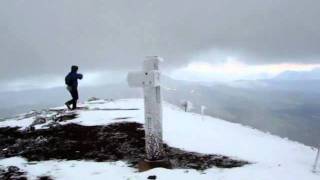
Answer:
138, 158, 172, 172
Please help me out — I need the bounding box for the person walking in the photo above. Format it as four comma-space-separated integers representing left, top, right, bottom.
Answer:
65, 65, 83, 110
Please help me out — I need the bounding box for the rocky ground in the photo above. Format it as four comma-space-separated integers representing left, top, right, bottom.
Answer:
0, 165, 53, 180
1, 99, 318, 180
0, 121, 248, 173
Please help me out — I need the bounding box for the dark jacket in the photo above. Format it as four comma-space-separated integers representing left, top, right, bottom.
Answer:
65, 67, 83, 88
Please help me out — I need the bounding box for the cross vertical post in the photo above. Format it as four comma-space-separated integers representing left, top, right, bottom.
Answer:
127, 56, 164, 161
143, 56, 164, 160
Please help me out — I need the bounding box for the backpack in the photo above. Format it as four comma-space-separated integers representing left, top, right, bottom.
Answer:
65, 74, 73, 86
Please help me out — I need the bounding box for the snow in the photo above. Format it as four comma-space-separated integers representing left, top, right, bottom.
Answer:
0, 157, 136, 180
0, 117, 34, 129
0, 98, 319, 179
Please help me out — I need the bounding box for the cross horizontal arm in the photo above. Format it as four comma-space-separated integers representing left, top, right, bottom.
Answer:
127, 70, 161, 88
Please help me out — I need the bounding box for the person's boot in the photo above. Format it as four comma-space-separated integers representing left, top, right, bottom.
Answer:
72, 100, 77, 110
65, 102, 72, 110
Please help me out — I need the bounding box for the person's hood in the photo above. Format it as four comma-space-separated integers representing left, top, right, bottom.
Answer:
71, 66, 78, 73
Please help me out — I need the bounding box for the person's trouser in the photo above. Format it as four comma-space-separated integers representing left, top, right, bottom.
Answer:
66, 86, 79, 110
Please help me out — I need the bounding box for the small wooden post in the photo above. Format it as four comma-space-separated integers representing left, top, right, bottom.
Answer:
201, 105, 207, 120
313, 147, 320, 172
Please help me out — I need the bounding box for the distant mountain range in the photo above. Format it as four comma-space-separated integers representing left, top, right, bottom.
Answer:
274, 68, 320, 80
1, 74, 320, 147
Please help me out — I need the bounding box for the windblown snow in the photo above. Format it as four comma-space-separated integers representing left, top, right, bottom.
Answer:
0, 99, 319, 180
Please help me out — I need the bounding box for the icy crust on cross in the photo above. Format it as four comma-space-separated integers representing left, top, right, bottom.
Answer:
127, 56, 165, 161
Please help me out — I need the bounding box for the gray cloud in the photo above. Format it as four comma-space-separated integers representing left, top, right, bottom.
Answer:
1, 0, 320, 81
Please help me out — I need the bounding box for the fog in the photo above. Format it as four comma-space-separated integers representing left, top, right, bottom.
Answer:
1, 0, 320, 84
1, 1, 320, 148
1, 72, 320, 147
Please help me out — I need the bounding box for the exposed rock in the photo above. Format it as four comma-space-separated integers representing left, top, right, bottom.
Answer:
0, 166, 27, 180
31, 117, 46, 127
0, 122, 249, 170
42, 122, 61, 129
37, 176, 54, 180
113, 117, 133, 120
87, 97, 100, 102
17, 111, 40, 120
54, 112, 78, 122
147, 175, 157, 179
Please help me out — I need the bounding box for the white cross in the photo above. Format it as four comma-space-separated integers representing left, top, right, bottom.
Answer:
127, 56, 164, 161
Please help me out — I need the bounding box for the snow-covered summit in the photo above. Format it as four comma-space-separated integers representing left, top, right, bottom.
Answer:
0, 98, 319, 180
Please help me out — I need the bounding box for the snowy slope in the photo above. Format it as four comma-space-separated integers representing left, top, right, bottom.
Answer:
0, 99, 319, 180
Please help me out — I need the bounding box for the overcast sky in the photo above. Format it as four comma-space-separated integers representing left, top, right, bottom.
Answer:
1, 0, 320, 90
